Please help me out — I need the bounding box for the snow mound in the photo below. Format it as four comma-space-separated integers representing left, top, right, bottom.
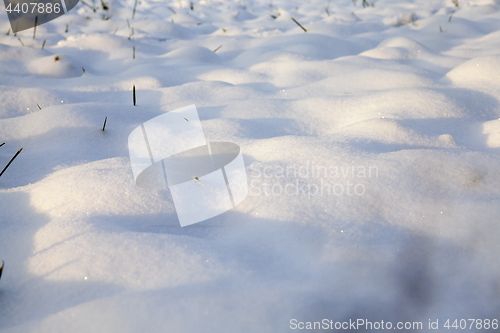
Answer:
1, 0, 500, 331
338, 118, 459, 148
27, 54, 83, 78
231, 34, 365, 67
360, 37, 431, 59
165, 46, 221, 64
445, 56, 500, 94
0, 88, 64, 119
482, 118, 500, 147
383, 12, 416, 27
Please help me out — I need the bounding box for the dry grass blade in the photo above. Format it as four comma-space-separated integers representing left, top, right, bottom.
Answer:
291, 17, 307, 32
0, 148, 23, 178
132, 0, 138, 19
80, 0, 96, 11
101, 0, 109, 10
33, 16, 38, 39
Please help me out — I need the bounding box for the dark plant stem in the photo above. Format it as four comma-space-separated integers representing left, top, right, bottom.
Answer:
80, 0, 95, 11
102, 116, 107, 131
37, 103, 42, 110
33, 16, 38, 39
132, 0, 138, 19
0, 148, 23, 178
100, 0, 109, 10
213, 45, 222, 53
133, 85, 136, 106
42, 39, 46, 49
291, 17, 307, 32
0, 143, 5, 148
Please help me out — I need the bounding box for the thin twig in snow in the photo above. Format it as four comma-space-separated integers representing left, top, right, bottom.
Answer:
291, 17, 307, 32
80, 0, 96, 11
101, 0, 109, 10
132, 0, 138, 19
33, 16, 38, 39
0, 148, 23, 178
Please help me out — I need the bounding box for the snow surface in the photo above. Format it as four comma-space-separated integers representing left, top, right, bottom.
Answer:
1, 0, 500, 331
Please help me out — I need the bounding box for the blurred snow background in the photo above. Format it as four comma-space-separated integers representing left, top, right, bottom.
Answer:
0, 0, 500, 331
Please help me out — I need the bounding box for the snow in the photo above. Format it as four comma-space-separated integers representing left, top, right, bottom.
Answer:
0, 0, 500, 331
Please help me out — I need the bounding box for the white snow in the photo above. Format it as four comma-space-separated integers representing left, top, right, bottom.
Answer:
1, 0, 500, 332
